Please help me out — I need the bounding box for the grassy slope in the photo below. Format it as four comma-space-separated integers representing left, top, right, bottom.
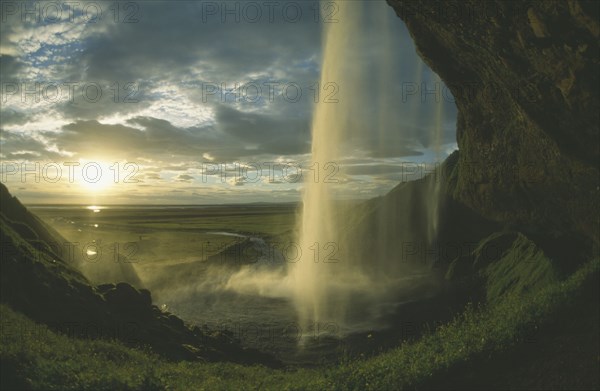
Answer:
422, 266, 600, 390
2, 256, 597, 390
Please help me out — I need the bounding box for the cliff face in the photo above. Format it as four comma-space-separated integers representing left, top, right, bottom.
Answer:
387, 0, 599, 242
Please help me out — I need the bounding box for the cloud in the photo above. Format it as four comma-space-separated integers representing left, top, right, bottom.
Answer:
214, 104, 310, 156
345, 164, 404, 176
0, 55, 24, 79
0, 0, 459, 203
0, 108, 28, 126
41, 118, 219, 160
176, 174, 194, 182
0, 128, 62, 160
77, 2, 322, 82
144, 173, 161, 180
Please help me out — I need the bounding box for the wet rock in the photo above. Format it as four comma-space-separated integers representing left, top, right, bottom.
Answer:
387, 0, 599, 243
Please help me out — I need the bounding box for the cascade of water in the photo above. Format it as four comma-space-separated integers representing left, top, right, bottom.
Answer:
290, 0, 447, 340
427, 73, 445, 248
291, 0, 359, 337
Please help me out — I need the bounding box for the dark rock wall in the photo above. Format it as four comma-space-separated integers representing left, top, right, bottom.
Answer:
387, 0, 599, 242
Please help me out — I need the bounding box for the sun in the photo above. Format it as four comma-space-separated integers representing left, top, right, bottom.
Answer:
77, 160, 116, 193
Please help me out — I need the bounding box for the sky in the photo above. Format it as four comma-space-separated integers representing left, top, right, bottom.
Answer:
0, 0, 457, 205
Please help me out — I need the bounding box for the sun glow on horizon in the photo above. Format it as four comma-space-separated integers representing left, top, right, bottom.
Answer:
76, 160, 117, 193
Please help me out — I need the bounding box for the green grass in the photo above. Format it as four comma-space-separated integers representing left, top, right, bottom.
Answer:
484, 233, 560, 302
0, 304, 321, 390
336, 258, 599, 390
446, 231, 563, 304
2, 257, 598, 390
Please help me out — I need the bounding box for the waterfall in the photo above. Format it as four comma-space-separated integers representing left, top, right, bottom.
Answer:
290, 0, 447, 339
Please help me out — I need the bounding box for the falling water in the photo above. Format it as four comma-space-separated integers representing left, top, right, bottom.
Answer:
291, 0, 358, 337
427, 73, 445, 246
290, 0, 448, 339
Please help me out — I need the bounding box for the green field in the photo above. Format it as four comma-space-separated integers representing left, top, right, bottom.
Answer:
32, 204, 297, 267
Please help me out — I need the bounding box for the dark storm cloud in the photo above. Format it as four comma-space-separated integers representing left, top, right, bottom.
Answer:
54, 80, 153, 121
79, 1, 322, 82
0, 128, 62, 160
43, 118, 220, 159
41, 103, 310, 161
215, 105, 310, 156
0, 55, 24, 79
